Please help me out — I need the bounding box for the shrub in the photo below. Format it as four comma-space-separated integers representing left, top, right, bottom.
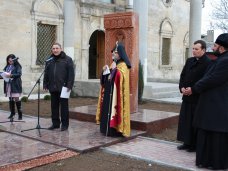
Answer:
43, 94, 51, 100
21, 96, 28, 102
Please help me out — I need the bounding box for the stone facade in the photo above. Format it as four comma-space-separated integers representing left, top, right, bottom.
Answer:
0, 0, 190, 97
147, 0, 190, 82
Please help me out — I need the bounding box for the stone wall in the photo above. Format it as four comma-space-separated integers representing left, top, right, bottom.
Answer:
147, 0, 190, 82
0, 0, 190, 97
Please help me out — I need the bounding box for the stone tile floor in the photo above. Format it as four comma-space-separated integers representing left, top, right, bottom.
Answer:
0, 109, 215, 171
0, 109, 144, 169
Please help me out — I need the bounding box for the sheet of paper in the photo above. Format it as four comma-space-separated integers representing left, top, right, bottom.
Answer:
60, 86, 71, 99
0, 72, 10, 82
103, 65, 110, 75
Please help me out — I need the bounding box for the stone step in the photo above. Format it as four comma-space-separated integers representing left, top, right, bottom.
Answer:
73, 80, 182, 100
143, 82, 181, 99
69, 105, 179, 134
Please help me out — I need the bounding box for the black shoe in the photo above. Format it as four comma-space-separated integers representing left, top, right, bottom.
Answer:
48, 125, 60, 130
197, 164, 204, 168
177, 144, 189, 150
61, 126, 68, 131
187, 147, 196, 152
8, 113, 15, 119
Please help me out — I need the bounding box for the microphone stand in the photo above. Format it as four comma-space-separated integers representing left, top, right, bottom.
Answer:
21, 61, 51, 137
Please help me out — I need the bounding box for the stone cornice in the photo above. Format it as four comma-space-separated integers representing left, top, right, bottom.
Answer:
104, 12, 136, 29
80, 1, 116, 17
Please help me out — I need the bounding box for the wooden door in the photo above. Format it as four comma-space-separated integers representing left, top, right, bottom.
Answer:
96, 31, 105, 78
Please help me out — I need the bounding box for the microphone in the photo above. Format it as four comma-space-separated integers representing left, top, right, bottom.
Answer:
45, 57, 54, 62
12, 57, 19, 61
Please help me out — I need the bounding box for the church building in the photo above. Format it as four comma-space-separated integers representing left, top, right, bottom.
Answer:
0, 0, 201, 98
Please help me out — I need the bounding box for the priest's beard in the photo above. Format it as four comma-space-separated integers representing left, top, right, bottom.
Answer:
213, 48, 221, 57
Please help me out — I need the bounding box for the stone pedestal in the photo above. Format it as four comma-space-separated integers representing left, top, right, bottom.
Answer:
104, 12, 139, 113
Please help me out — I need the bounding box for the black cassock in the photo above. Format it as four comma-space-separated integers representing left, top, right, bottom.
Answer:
177, 55, 210, 148
99, 69, 122, 137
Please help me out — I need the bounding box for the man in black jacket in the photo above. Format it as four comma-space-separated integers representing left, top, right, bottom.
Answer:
185, 33, 228, 170
43, 43, 75, 131
177, 40, 210, 152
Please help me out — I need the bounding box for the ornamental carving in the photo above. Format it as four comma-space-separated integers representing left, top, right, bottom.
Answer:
104, 12, 134, 29
162, 0, 173, 7
104, 12, 139, 113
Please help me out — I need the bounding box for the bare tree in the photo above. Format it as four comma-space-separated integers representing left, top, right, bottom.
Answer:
210, 0, 228, 32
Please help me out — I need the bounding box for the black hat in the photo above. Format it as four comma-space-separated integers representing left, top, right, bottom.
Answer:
113, 42, 131, 69
215, 33, 228, 48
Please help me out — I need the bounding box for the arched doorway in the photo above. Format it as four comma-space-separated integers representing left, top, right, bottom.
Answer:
89, 30, 105, 79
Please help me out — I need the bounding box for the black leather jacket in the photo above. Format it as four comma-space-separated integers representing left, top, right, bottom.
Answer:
43, 51, 75, 93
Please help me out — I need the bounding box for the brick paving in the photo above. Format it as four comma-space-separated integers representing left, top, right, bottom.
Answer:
104, 136, 211, 171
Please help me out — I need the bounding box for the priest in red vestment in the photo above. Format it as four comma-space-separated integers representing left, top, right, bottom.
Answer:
96, 42, 131, 137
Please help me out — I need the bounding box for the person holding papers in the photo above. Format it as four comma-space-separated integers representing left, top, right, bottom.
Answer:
2, 54, 23, 120
43, 43, 75, 131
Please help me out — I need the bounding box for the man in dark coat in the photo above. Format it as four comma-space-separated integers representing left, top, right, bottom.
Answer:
186, 33, 228, 170
177, 40, 210, 152
43, 43, 75, 131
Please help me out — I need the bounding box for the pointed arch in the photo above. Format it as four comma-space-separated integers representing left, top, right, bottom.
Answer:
32, 0, 63, 16
160, 18, 174, 36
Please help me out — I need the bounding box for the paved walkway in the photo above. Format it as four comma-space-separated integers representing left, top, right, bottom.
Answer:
0, 104, 214, 171
104, 136, 210, 171
0, 109, 144, 169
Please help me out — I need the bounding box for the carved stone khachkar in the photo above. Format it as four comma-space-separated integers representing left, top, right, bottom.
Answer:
104, 12, 139, 113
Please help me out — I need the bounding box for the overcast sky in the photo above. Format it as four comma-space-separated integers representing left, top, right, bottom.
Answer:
202, 0, 222, 38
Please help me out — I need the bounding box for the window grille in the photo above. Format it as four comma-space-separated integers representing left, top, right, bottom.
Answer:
185, 48, 189, 61
36, 23, 56, 65
162, 38, 171, 65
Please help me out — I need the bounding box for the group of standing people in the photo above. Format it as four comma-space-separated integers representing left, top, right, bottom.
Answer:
177, 33, 228, 170
1, 43, 75, 133
1, 41, 130, 136
4, 34, 228, 169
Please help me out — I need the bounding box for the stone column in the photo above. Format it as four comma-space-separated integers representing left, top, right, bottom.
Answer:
81, 14, 90, 80
189, 0, 202, 56
63, 0, 75, 58
133, 0, 148, 84
104, 12, 139, 113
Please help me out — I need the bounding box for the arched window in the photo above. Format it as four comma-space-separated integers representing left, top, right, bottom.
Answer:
31, 0, 64, 66
159, 18, 174, 66
183, 32, 189, 61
